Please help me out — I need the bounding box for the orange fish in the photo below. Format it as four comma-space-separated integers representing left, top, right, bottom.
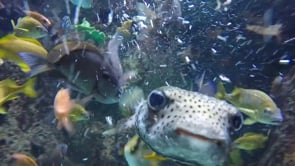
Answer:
11, 153, 37, 166
54, 88, 74, 134
24, 10, 52, 28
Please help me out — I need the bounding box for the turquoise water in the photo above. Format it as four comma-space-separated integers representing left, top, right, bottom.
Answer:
0, 0, 295, 165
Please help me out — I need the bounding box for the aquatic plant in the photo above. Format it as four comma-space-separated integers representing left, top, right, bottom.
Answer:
74, 18, 106, 45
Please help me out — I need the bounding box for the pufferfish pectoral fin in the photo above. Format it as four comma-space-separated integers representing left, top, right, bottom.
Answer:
243, 118, 257, 125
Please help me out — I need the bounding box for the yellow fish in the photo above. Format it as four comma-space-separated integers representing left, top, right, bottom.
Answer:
11, 153, 38, 166
216, 82, 283, 125
12, 16, 48, 39
124, 134, 166, 166
0, 78, 37, 114
116, 20, 134, 39
233, 132, 268, 151
54, 88, 90, 135
0, 34, 48, 72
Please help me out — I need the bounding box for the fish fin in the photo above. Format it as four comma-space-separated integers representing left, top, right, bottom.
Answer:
0, 49, 31, 72
199, 81, 216, 97
62, 117, 74, 135
10, 19, 17, 29
243, 118, 257, 125
17, 62, 31, 73
237, 107, 256, 116
102, 128, 117, 137
75, 94, 94, 107
18, 52, 53, 77
197, 71, 206, 90
216, 81, 227, 99
0, 106, 7, 114
275, 34, 282, 44
57, 120, 63, 130
22, 78, 37, 98
143, 152, 166, 161
15, 27, 30, 32
5, 95, 19, 102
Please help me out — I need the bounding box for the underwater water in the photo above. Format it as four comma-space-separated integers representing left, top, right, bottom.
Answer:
0, 0, 295, 165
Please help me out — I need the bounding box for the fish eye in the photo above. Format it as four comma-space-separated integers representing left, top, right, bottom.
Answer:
36, 26, 46, 32
229, 113, 243, 131
263, 109, 272, 115
148, 90, 167, 112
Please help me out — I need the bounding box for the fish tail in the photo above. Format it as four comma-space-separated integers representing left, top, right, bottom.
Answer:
18, 52, 53, 77
216, 81, 227, 99
22, 78, 37, 98
61, 117, 74, 135
57, 120, 63, 130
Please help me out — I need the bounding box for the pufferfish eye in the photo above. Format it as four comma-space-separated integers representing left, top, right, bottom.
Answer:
229, 113, 243, 131
148, 90, 167, 112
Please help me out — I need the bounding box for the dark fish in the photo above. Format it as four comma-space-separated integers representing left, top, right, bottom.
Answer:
195, 71, 216, 97
37, 143, 68, 166
20, 41, 122, 104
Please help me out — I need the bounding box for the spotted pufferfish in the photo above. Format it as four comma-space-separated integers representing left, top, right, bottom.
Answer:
123, 86, 244, 166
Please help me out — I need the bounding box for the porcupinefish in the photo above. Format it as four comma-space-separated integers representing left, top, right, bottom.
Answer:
132, 86, 243, 166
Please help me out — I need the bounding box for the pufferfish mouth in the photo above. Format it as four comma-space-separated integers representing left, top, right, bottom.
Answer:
175, 128, 226, 146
